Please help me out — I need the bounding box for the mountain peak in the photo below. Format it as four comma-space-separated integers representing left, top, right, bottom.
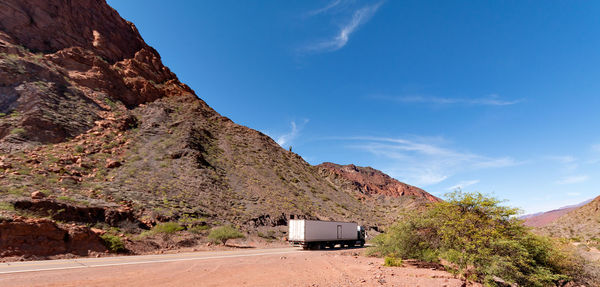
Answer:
318, 162, 440, 202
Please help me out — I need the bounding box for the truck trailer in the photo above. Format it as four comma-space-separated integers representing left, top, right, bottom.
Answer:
288, 219, 365, 250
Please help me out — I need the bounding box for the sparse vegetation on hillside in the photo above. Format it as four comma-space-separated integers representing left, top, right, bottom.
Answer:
368, 191, 600, 286
539, 196, 600, 241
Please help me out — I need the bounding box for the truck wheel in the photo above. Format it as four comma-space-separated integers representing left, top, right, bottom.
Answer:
359, 241, 365, 247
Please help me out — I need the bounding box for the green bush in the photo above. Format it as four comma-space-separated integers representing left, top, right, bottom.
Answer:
208, 225, 245, 245
10, 128, 25, 135
0, 202, 14, 211
152, 222, 184, 234
188, 225, 210, 234
368, 191, 599, 286
139, 222, 184, 238
384, 256, 403, 267
74, 145, 85, 153
141, 222, 184, 237
100, 234, 126, 253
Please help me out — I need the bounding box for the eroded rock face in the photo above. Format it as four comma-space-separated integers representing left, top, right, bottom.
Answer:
318, 162, 440, 202
11, 199, 143, 227
0, 0, 194, 149
0, 0, 144, 62
0, 217, 106, 257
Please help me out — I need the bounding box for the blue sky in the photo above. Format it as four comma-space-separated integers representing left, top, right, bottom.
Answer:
107, 0, 600, 214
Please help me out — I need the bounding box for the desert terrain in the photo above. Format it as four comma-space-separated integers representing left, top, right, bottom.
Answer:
0, 247, 473, 287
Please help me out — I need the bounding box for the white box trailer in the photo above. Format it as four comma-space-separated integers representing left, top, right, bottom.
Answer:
288, 219, 365, 250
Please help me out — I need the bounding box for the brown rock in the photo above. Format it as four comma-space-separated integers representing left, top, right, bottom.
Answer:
0, 0, 193, 150
31, 191, 46, 200
105, 160, 122, 169
90, 228, 105, 236
0, 161, 12, 169
0, 218, 106, 257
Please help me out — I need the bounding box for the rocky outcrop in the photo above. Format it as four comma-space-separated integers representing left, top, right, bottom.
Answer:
318, 162, 440, 202
11, 199, 143, 227
0, 0, 194, 150
0, 217, 106, 257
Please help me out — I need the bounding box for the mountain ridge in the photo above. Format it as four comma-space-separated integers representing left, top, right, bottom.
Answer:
521, 198, 592, 227
535, 196, 600, 240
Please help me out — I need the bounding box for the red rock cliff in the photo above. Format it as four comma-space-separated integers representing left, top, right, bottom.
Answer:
0, 0, 197, 147
318, 162, 440, 202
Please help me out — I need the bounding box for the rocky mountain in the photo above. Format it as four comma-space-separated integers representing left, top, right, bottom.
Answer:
537, 196, 600, 241
318, 162, 439, 202
0, 0, 437, 258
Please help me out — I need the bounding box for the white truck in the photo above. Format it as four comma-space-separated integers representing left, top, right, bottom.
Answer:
288, 219, 366, 250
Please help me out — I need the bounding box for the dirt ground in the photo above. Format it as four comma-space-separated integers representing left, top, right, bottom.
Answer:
1, 248, 478, 287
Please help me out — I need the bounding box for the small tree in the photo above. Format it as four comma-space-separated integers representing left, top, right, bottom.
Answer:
368, 191, 587, 286
208, 225, 245, 245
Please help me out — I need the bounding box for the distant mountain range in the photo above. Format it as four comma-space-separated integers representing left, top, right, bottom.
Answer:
534, 196, 600, 241
521, 199, 593, 227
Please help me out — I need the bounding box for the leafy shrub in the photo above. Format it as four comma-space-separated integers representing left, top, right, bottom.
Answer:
141, 222, 184, 237
10, 128, 25, 135
208, 225, 245, 245
368, 191, 599, 286
188, 225, 210, 234
258, 230, 277, 240
74, 145, 84, 153
100, 234, 126, 253
153, 222, 184, 234
384, 256, 403, 267
57, 195, 76, 203
0, 202, 14, 211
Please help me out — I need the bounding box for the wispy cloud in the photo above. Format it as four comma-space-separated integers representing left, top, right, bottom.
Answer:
376, 94, 523, 106
276, 119, 309, 147
556, 175, 589, 185
340, 136, 522, 186
447, 180, 480, 191
567, 192, 581, 197
306, 0, 342, 16
305, 2, 383, 53
545, 155, 576, 164
545, 155, 578, 171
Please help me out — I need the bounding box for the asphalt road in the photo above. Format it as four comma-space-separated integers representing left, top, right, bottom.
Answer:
0, 247, 300, 275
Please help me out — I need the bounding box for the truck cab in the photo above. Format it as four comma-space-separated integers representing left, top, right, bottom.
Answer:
357, 225, 366, 247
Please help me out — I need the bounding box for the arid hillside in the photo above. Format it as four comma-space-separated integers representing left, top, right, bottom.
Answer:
0, 0, 436, 258
537, 196, 600, 240
521, 199, 591, 227
318, 162, 440, 202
